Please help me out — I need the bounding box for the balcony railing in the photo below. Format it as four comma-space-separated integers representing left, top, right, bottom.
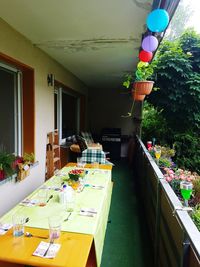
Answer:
133, 136, 200, 267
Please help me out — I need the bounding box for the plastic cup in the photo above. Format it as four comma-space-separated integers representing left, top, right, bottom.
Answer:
48, 216, 61, 240
12, 214, 26, 237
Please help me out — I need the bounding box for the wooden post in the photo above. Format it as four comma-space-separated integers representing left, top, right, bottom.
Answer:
128, 101, 143, 166
132, 101, 143, 138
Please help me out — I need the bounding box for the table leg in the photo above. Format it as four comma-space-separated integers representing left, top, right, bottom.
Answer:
86, 241, 97, 267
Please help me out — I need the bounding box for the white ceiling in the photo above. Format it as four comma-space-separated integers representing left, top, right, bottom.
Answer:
0, 0, 153, 89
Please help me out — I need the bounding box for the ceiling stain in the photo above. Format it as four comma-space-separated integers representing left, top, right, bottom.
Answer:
133, 0, 152, 10
35, 37, 140, 52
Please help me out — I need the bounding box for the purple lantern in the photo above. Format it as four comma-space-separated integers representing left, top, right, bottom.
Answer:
142, 35, 158, 52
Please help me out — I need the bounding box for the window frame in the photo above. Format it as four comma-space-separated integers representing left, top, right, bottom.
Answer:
0, 52, 35, 156
0, 62, 22, 155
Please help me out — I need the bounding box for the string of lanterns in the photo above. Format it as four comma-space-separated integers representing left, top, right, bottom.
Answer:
137, 8, 169, 67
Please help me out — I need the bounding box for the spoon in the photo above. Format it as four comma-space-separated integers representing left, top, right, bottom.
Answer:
64, 212, 72, 222
25, 232, 48, 239
46, 195, 53, 203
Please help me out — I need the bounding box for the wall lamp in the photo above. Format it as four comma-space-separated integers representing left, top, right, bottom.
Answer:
47, 73, 55, 86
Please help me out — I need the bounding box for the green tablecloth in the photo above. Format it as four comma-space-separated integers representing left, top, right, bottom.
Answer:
1, 167, 113, 266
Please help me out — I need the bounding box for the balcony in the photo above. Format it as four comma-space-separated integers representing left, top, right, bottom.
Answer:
132, 136, 200, 267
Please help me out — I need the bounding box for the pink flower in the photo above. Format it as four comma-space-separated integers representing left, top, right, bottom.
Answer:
179, 175, 185, 180
166, 176, 172, 182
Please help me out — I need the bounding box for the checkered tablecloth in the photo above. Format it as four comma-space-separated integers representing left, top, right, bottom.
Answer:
81, 149, 110, 164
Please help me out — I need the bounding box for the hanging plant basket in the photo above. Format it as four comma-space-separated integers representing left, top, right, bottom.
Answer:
133, 81, 154, 95
132, 89, 145, 101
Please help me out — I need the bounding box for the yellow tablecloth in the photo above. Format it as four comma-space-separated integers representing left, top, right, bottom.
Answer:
1, 166, 112, 266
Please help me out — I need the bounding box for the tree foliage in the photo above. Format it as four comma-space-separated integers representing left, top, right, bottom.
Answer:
149, 29, 200, 132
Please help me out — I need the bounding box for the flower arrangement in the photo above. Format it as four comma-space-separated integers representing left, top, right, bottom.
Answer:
147, 145, 175, 169
68, 169, 85, 181
0, 151, 16, 180
164, 167, 198, 194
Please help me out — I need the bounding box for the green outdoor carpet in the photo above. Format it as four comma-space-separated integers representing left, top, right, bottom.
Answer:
101, 159, 153, 267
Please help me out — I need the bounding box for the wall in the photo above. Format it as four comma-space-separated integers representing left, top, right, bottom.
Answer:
0, 18, 88, 216
89, 86, 134, 136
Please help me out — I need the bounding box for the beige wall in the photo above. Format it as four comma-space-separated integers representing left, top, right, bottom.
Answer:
0, 18, 88, 216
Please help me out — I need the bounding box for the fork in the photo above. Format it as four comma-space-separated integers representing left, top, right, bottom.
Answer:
43, 239, 54, 257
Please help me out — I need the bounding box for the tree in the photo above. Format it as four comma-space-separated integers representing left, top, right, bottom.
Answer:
149, 29, 200, 132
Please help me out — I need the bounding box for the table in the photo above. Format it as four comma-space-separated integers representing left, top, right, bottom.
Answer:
0, 163, 113, 267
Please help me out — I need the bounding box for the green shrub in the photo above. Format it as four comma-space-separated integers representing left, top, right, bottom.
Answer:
191, 205, 200, 231
174, 131, 200, 173
141, 101, 168, 144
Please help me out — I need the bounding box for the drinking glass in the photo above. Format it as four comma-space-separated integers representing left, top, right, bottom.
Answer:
180, 181, 193, 207
91, 161, 99, 169
154, 146, 161, 165
48, 216, 61, 241
37, 189, 49, 206
12, 214, 26, 237
77, 157, 85, 168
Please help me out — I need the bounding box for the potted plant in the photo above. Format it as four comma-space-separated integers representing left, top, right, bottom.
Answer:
0, 151, 16, 180
16, 152, 35, 181
122, 61, 155, 102
133, 61, 154, 96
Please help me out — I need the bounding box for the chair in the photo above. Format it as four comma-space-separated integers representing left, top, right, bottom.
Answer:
81, 132, 94, 144
75, 135, 88, 152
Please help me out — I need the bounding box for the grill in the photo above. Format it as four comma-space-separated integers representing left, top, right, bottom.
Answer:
101, 128, 121, 160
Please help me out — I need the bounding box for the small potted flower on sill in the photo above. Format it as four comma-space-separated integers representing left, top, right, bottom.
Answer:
0, 151, 16, 180
17, 152, 35, 181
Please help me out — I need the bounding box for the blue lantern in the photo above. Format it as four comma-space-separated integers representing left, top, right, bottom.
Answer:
146, 9, 169, 32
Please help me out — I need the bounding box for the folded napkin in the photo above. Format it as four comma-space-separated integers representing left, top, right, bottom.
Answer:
91, 185, 104, 190
84, 184, 104, 190
33, 241, 61, 258
79, 211, 95, 217
0, 223, 12, 235
79, 208, 97, 217
20, 198, 38, 206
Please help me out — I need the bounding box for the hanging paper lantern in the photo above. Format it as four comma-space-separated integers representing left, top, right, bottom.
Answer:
142, 35, 158, 52
139, 50, 152, 62
146, 9, 169, 32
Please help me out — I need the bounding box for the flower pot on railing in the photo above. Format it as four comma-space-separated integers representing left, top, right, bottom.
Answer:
133, 81, 154, 95
132, 89, 145, 101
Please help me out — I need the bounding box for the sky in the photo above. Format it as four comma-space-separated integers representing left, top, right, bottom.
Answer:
183, 0, 200, 33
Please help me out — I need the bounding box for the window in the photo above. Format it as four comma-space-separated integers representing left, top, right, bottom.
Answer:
0, 52, 35, 156
0, 63, 22, 155
54, 86, 80, 143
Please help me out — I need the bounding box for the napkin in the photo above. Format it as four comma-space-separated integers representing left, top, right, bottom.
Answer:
91, 185, 104, 190
79, 208, 97, 217
79, 211, 95, 217
0, 223, 12, 235
33, 241, 61, 258
20, 198, 38, 206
